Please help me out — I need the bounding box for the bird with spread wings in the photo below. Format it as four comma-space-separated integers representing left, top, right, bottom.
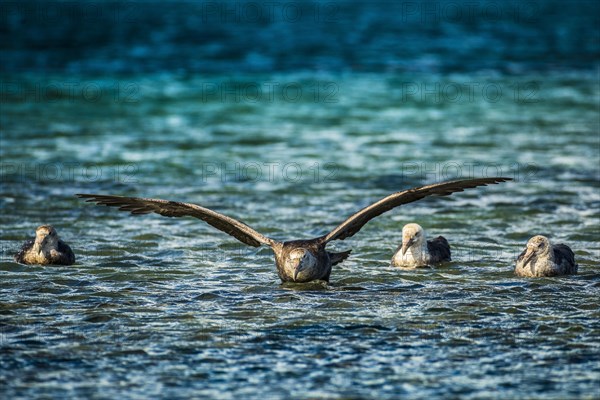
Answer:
78, 177, 510, 283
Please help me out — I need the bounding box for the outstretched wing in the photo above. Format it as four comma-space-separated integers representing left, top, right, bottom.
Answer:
76, 194, 278, 248
320, 177, 511, 243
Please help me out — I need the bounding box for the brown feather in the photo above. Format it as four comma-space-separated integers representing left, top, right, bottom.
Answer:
320, 177, 511, 243
77, 194, 277, 248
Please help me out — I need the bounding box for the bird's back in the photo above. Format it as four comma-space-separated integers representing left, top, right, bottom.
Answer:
553, 244, 577, 275
427, 236, 451, 263
57, 240, 76, 265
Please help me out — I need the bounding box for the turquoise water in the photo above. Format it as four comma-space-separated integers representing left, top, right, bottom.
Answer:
1, 0, 600, 398
1, 71, 599, 399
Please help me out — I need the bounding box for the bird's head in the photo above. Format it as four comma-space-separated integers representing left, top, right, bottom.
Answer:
286, 248, 318, 282
401, 223, 425, 254
35, 225, 59, 252
521, 235, 551, 266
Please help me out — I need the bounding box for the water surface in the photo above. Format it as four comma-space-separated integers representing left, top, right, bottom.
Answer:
1, 1, 599, 398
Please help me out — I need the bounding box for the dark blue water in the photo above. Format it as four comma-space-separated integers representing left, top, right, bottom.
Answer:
1, 0, 599, 74
1, 1, 599, 399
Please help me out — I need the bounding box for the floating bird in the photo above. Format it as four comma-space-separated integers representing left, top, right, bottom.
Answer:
515, 235, 577, 277
77, 177, 510, 283
14, 225, 75, 265
391, 223, 451, 268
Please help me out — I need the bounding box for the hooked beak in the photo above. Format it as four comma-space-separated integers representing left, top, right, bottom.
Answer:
402, 238, 415, 254
522, 248, 535, 267
293, 264, 305, 281
38, 236, 49, 254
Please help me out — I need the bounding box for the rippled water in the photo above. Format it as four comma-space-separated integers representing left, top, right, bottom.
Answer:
1, 1, 600, 398
1, 71, 599, 399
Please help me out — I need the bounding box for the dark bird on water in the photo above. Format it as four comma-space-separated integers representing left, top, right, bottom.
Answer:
77, 177, 510, 283
14, 225, 75, 265
391, 223, 451, 268
515, 235, 577, 277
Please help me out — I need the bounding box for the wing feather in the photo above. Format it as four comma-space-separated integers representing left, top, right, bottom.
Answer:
553, 243, 577, 274
320, 177, 511, 243
14, 239, 34, 264
76, 194, 277, 248
427, 236, 451, 263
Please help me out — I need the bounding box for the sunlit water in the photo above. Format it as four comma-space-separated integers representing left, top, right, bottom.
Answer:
1, 70, 599, 399
3, 1, 600, 397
